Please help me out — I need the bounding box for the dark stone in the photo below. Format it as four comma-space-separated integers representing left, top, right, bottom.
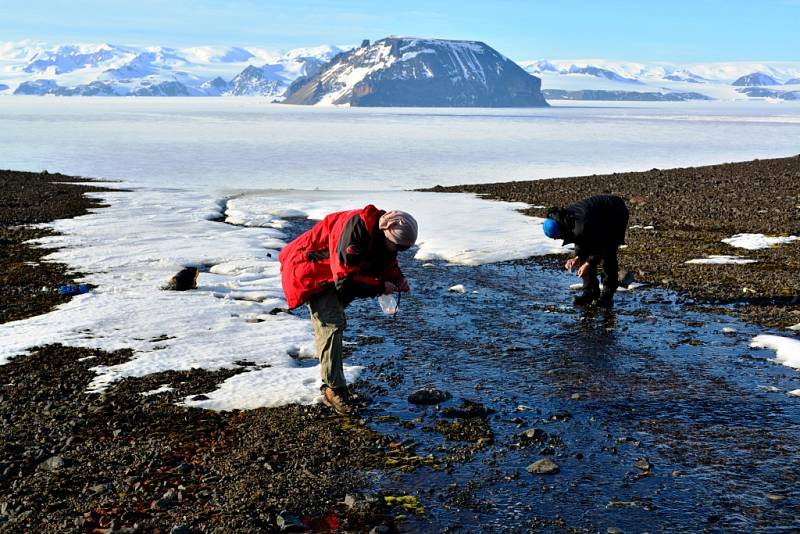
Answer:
527, 458, 560, 475
408, 387, 452, 405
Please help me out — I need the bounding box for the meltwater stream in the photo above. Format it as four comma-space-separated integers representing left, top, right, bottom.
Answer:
295, 242, 800, 532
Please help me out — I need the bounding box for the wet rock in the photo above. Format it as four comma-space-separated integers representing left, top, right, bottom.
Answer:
527, 458, 560, 475
607, 528, 624, 534
441, 399, 493, 418
170, 525, 191, 534
408, 387, 451, 405
344, 493, 381, 516
634, 457, 652, 475
517, 428, 548, 446
276, 511, 308, 532
369, 526, 390, 534
767, 493, 787, 501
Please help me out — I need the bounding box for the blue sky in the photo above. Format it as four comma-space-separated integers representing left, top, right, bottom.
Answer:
2, 0, 798, 61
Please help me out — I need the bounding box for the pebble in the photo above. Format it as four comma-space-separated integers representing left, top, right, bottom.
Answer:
527, 458, 560, 475
89, 483, 109, 495
37, 455, 65, 472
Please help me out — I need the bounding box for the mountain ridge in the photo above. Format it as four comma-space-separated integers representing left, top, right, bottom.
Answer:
2, 40, 800, 101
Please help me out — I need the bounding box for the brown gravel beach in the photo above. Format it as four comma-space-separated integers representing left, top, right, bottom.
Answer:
425, 155, 800, 326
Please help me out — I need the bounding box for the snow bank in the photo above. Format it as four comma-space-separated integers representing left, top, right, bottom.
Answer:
0, 187, 561, 411
751, 335, 800, 370
722, 233, 799, 250
0, 187, 332, 410
226, 190, 567, 266
685, 255, 757, 265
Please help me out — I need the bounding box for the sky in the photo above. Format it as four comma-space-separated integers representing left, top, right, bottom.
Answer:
1, 0, 798, 62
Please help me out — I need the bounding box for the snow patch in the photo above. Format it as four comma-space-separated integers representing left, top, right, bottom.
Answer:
751, 335, 800, 370
685, 255, 757, 265
142, 385, 174, 396
722, 233, 799, 250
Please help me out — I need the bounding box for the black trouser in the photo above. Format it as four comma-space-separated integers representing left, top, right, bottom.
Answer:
580, 248, 619, 294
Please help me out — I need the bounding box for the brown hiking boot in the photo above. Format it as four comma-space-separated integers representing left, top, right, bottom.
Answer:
321, 386, 353, 416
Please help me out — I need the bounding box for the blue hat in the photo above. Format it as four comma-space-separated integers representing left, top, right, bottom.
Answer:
543, 218, 561, 239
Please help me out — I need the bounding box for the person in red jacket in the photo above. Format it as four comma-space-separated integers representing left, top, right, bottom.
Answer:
279, 205, 418, 415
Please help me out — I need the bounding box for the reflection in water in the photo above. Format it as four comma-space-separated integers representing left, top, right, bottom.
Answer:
339, 254, 800, 532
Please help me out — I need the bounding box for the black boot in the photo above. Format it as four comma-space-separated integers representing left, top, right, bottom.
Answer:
574, 270, 600, 306
573, 285, 599, 306
597, 288, 616, 308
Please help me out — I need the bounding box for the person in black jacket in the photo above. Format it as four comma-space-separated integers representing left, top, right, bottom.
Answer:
543, 195, 629, 307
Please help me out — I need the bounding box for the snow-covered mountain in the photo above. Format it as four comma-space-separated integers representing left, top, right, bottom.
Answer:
0, 41, 346, 97
2, 39, 800, 103
521, 59, 800, 101
283, 37, 547, 107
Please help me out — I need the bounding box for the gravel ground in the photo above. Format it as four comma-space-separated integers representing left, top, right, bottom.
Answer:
0, 171, 394, 533
424, 155, 800, 327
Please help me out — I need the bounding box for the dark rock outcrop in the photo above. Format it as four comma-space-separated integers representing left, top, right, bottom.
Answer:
731, 72, 779, 86
566, 65, 643, 84
736, 87, 800, 100
226, 65, 282, 96
282, 37, 548, 107
542, 89, 712, 101
14, 79, 65, 95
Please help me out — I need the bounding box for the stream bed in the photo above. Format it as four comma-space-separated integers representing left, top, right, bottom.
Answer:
304, 250, 800, 532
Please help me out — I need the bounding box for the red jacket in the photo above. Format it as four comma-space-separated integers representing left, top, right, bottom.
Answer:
279, 205, 404, 309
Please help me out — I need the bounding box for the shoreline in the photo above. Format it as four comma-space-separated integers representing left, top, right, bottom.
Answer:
425, 155, 800, 327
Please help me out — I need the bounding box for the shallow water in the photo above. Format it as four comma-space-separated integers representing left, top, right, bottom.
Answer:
327, 254, 800, 532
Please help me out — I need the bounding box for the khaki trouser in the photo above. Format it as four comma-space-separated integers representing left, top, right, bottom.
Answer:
307, 286, 347, 389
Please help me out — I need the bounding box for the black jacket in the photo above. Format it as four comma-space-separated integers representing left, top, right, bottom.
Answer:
548, 195, 629, 263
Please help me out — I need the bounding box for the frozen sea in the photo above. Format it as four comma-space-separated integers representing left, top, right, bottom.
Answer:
3, 97, 800, 190
1, 97, 800, 409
